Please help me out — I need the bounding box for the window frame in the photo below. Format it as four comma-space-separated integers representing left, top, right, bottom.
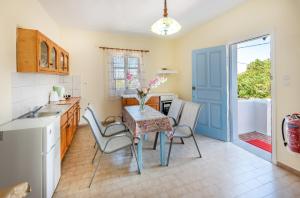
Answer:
111, 54, 140, 93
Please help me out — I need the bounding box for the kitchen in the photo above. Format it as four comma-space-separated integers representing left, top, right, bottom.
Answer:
0, 28, 177, 198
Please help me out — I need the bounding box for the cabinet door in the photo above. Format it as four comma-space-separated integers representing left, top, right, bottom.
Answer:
72, 114, 76, 139
58, 51, 65, 73
66, 118, 73, 147
76, 105, 80, 126
38, 37, 49, 71
60, 123, 67, 160
49, 44, 58, 71
64, 54, 69, 73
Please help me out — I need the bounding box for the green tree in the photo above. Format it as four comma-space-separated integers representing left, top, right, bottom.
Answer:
238, 59, 271, 99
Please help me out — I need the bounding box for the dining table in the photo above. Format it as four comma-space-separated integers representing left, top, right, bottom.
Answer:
123, 105, 173, 171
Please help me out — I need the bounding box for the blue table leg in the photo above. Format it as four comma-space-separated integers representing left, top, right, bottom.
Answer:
143, 134, 148, 141
160, 131, 166, 166
137, 138, 143, 171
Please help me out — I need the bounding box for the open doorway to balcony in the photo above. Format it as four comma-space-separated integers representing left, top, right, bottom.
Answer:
230, 35, 272, 161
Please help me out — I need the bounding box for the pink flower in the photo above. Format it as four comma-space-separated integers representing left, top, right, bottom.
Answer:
127, 73, 133, 81
142, 87, 148, 94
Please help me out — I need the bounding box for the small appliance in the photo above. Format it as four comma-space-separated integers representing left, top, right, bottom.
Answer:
53, 86, 65, 100
282, 113, 300, 153
49, 91, 59, 102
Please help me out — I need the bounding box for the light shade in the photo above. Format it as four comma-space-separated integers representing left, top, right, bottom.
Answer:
151, 17, 181, 36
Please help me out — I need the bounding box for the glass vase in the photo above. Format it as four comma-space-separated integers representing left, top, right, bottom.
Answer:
139, 96, 146, 112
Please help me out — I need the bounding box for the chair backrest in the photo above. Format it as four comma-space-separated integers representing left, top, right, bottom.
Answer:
82, 109, 105, 151
167, 98, 184, 123
86, 104, 104, 134
178, 102, 202, 131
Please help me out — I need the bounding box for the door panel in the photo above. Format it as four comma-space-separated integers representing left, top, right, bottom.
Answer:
192, 45, 228, 141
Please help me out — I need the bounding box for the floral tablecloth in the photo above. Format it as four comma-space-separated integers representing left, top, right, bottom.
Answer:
123, 105, 173, 142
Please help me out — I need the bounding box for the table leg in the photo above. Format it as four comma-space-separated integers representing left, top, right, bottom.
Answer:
160, 131, 166, 166
137, 138, 143, 171
143, 134, 148, 141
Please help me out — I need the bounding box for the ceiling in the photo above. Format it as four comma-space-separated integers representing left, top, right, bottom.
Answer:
38, 0, 248, 37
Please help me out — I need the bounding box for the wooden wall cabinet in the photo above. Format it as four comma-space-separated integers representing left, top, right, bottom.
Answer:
17, 28, 69, 75
60, 98, 80, 161
122, 96, 160, 111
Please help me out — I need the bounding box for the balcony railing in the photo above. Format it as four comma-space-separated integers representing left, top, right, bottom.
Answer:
238, 99, 271, 136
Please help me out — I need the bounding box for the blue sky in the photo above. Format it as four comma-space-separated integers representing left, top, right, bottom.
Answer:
237, 36, 271, 74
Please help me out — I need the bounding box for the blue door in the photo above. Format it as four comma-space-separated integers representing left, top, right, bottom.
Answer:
192, 45, 228, 141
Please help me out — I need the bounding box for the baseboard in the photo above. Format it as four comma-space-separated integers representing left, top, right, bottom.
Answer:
277, 162, 300, 177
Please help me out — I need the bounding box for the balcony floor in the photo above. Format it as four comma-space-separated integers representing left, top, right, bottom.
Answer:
239, 132, 272, 153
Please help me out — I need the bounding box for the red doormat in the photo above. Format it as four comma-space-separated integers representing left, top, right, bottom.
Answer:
246, 139, 272, 153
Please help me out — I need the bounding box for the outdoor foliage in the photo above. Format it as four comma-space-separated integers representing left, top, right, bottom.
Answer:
238, 59, 271, 99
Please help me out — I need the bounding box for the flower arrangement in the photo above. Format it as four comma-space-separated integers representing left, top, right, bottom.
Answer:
127, 73, 167, 111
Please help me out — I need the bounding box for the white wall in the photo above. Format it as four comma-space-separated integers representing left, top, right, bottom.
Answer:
11, 73, 81, 119
238, 99, 271, 136
174, 0, 300, 171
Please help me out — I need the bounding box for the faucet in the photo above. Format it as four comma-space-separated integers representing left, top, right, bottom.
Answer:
31, 106, 44, 116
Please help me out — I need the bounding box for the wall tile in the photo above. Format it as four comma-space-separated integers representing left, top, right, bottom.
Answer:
11, 73, 81, 119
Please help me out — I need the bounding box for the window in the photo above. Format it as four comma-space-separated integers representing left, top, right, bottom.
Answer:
111, 54, 141, 95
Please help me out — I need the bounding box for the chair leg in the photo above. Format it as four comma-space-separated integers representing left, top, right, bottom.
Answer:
89, 152, 103, 188
131, 144, 141, 174
180, 138, 184, 144
130, 145, 133, 157
167, 138, 174, 166
191, 134, 202, 158
92, 148, 98, 164
153, 132, 159, 150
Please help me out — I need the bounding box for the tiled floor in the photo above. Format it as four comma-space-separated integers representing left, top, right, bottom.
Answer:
239, 132, 272, 144
54, 126, 300, 198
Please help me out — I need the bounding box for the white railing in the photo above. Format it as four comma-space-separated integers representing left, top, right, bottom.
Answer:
238, 99, 271, 136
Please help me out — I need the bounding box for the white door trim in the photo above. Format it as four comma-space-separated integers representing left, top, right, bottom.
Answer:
227, 31, 277, 164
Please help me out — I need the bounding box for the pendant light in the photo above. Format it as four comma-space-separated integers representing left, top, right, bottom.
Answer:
151, 0, 181, 36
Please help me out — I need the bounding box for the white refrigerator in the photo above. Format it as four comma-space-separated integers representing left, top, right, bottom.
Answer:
0, 116, 61, 198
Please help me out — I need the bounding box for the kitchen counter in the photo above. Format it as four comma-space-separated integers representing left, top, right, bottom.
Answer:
42, 97, 81, 116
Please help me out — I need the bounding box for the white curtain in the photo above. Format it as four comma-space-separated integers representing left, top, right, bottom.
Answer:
103, 49, 146, 98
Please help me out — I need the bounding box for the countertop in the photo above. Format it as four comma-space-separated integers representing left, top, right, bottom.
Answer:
121, 92, 177, 98
0, 97, 80, 132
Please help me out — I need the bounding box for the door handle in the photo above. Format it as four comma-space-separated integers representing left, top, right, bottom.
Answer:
192, 86, 196, 90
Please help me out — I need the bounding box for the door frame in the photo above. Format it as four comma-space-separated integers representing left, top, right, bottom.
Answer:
227, 32, 277, 164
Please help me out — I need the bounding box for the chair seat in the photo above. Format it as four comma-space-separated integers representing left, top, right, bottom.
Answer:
100, 122, 127, 136
173, 126, 192, 138
99, 135, 133, 154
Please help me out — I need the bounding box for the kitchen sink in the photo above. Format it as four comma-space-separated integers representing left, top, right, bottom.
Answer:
19, 111, 60, 119
36, 112, 60, 117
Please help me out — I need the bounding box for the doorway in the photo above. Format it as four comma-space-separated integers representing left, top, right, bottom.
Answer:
230, 35, 272, 161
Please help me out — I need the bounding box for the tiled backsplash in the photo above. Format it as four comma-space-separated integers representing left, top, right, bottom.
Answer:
11, 73, 81, 119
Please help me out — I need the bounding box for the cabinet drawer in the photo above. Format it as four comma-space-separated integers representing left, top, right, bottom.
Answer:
146, 96, 160, 104
125, 98, 139, 105
68, 107, 75, 117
